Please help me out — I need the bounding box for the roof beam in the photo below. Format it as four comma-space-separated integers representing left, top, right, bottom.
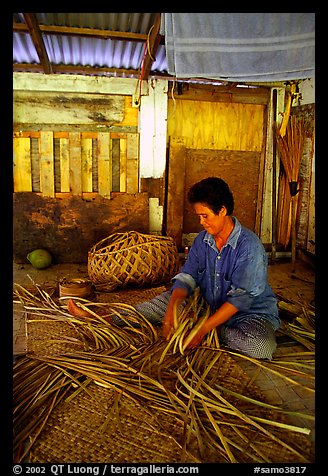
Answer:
13, 62, 142, 79
22, 13, 53, 74
142, 13, 162, 81
13, 22, 165, 44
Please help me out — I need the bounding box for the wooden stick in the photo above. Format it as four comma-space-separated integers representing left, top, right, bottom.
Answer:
291, 195, 297, 272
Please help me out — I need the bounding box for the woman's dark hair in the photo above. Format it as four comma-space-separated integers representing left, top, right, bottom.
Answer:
187, 177, 234, 215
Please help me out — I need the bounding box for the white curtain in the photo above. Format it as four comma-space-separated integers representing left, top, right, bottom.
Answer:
161, 13, 315, 82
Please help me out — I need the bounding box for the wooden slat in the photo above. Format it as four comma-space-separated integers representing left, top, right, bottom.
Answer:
14, 90, 124, 125
69, 132, 82, 195
14, 131, 40, 138
98, 132, 112, 198
59, 138, 70, 192
111, 132, 127, 139
81, 138, 93, 192
168, 82, 269, 105
81, 132, 98, 139
254, 105, 268, 236
13, 138, 32, 192
166, 138, 186, 247
119, 138, 127, 192
39, 131, 55, 197
111, 138, 120, 191
55, 132, 69, 139
126, 133, 139, 193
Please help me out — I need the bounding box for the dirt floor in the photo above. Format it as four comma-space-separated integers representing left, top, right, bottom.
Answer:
13, 257, 315, 358
13, 256, 315, 307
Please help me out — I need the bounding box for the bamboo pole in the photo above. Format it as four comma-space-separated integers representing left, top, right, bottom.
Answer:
271, 89, 278, 263
291, 195, 297, 272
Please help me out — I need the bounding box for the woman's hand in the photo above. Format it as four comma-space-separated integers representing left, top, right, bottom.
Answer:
162, 287, 188, 340
185, 302, 239, 349
184, 327, 207, 349
162, 311, 175, 339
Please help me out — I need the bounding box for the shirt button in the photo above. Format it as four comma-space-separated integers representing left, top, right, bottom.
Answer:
217, 256, 221, 260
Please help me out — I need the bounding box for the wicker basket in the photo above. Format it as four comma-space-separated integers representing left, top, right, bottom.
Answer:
88, 231, 180, 291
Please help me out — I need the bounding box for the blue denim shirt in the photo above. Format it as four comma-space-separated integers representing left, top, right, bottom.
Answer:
171, 217, 280, 329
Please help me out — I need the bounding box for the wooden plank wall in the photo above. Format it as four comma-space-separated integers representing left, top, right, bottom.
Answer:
13, 78, 149, 263
13, 131, 139, 197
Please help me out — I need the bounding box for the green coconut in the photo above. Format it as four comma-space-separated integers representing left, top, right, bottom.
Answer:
27, 249, 52, 269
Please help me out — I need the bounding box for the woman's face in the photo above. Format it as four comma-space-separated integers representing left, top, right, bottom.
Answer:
193, 203, 226, 236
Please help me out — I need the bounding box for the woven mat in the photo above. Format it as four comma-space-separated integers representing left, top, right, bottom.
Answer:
20, 285, 314, 464
25, 352, 313, 464
30, 384, 189, 464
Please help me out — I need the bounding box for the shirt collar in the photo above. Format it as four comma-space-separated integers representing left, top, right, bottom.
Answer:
203, 216, 241, 250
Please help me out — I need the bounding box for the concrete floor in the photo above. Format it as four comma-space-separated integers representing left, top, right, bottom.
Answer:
13, 257, 315, 454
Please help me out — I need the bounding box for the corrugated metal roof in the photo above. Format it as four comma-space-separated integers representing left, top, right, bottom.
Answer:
13, 13, 167, 76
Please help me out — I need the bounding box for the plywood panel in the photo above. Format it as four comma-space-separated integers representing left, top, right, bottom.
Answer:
183, 149, 261, 234
166, 143, 261, 247
39, 131, 54, 197
167, 100, 264, 152
13, 137, 32, 192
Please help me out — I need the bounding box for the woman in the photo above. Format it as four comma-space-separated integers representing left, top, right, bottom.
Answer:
134, 176, 279, 359
69, 177, 280, 359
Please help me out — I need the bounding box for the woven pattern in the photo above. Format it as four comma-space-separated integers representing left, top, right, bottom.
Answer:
17, 286, 314, 464
88, 231, 180, 291
30, 384, 189, 463
27, 354, 313, 464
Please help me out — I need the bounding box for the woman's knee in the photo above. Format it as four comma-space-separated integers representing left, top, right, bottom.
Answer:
220, 318, 277, 359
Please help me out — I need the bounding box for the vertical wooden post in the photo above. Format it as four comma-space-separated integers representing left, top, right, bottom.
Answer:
69, 132, 82, 196
39, 131, 55, 197
126, 133, 139, 193
59, 138, 70, 192
119, 138, 127, 192
98, 132, 112, 198
81, 138, 93, 192
166, 138, 186, 248
271, 89, 278, 263
13, 137, 32, 192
